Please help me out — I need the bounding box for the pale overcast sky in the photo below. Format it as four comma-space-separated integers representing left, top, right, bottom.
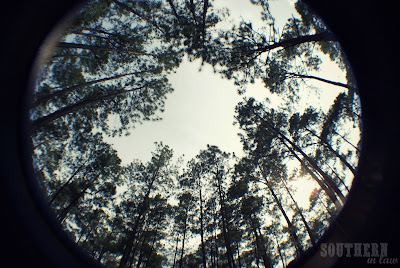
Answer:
104, 56, 265, 164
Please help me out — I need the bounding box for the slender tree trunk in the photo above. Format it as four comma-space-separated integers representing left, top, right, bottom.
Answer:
136, 248, 144, 268
32, 70, 151, 108
216, 171, 235, 268
306, 128, 356, 176
254, 239, 260, 268
31, 85, 145, 131
274, 235, 286, 268
167, 0, 182, 24
57, 173, 100, 223
172, 234, 180, 268
128, 243, 137, 267
249, 217, 272, 268
58, 42, 154, 56
268, 182, 304, 257
254, 31, 336, 53
76, 225, 88, 244
77, 223, 94, 244
317, 197, 348, 236
280, 178, 316, 246
69, 26, 121, 37
236, 244, 242, 268
251, 105, 345, 206
318, 196, 336, 219
257, 227, 272, 268
284, 141, 342, 210
188, 0, 198, 25
332, 129, 361, 153
179, 210, 188, 268
201, 0, 209, 43
276, 131, 346, 204
212, 209, 218, 268
144, 235, 157, 268
57, 187, 86, 223
49, 156, 91, 205
324, 162, 350, 193
199, 187, 207, 268
260, 166, 304, 257
111, 0, 165, 34
65, 30, 110, 40
32, 139, 48, 150
97, 246, 106, 263
128, 236, 141, 267
251, 225, 261, 266
129, 226, 149, 268
119, 172, 158, 268
286, 73, 356, 92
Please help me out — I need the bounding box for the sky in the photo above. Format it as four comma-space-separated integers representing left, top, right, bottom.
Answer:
103, 0, 359, 209
43, 1, 362, 266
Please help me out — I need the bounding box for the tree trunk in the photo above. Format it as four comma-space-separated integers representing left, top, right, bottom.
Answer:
128, 226, 148, 268
249, 217, 272, 268
332, 129, 361, 153
31, 85, 145, 132
119, 172, 158, 268
77, 222, 95, 244
188, 0, 198, 25
317, 197, 348, 236
167, 0, 182, 24
136, 248, 144, 268
97, 246, 106, 263
201, 0, 209, 43
236, 244, 242, 268
57, 187, 85, 223
111, 0, 165, 34
251, 225, 261, 266
276, 131, 346, 204
324, 161, 350, 193
49, 156, 91, 205
32, 70, 151, 108
251, 106, 346, 205
305, 127, 357, 176
286, 72, 356, 92
57, 173, 100, 223
280, 178, 316, 246
65, 30, 110, 41
199, 187, 207, 268
216, 171, 236, 268
283, 140, 342, 210
260, 167, 304, 257
172, 234, 180, 268
179, 210, 188, 268
254, 239, 260, 268
58, 42, 154, 56
69, 26, 121, 37
274, 235, 286, 268
211, 208, 218, 268
144, 235, 157, 268
253, 31, 336, 53
257, 227, 272, 268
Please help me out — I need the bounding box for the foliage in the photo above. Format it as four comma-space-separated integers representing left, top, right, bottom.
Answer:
30, 0, 362, 267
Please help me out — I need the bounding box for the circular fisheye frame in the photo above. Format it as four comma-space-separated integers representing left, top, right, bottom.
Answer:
1, 0, 398, 267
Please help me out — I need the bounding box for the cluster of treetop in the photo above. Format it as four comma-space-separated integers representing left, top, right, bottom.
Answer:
31, 0, 361, 267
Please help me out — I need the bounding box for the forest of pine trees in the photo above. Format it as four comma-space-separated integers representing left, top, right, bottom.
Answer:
30, 0, 361, 267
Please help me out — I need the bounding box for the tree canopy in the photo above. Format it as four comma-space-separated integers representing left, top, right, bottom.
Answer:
30, 0, 361, 267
